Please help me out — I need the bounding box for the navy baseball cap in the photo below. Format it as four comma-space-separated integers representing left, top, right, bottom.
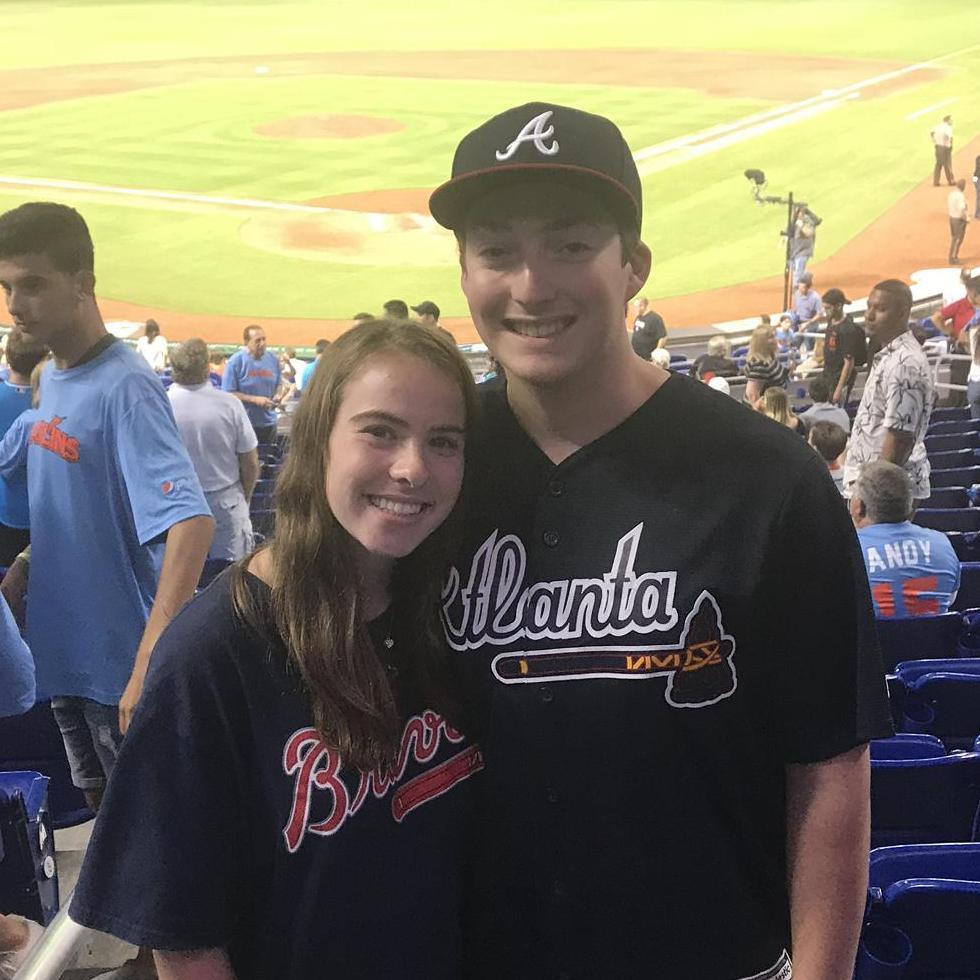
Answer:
429, 103, 642, 233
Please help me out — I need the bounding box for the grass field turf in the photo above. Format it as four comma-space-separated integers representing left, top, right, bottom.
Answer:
1, 0, 979, 329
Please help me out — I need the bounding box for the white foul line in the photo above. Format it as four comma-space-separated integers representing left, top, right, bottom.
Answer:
905, 97, 958, 121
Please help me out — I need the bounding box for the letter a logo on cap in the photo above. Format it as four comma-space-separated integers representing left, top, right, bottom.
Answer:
495, 110, 559, 161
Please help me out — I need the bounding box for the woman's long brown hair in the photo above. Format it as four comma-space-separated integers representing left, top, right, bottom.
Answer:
230, 319, 479, 771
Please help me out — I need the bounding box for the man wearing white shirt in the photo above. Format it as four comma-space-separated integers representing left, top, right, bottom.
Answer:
168, 338, 260, 560
948, 178, 969, 266
135, 318, 168, 373
931, 115, 954, 187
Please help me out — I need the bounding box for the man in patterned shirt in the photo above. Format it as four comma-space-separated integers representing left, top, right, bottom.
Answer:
843, 280, 934, 500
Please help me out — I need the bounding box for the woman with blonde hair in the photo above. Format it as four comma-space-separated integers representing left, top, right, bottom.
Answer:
758, 385, 806, 437
743, 323, 790, 402
71, 319, 483, 979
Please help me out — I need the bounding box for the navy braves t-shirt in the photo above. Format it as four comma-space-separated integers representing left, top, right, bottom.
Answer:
71, 571, 483, 978
446, 375, 892, 980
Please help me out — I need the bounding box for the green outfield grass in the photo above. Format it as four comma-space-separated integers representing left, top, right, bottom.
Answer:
0, 0, 978, 321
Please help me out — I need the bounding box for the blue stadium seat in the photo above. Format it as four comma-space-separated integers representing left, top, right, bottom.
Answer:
913, 508, 980, 533
895, 657, 980, 684
919, 487, 969, 509
0, 703, 94, 830
927, 447, 977, 469
874, 612, 964, 671
870, 734, 946, 760
930, 406, 972, 423
948, 531, 980, 562
856, 843, 980, 980
251, 510, 275, 537
253, 478, 276, 495
952, 562, 980, 611
928, 465, 980, 488
927, 418, 980, 435
870, 751, 980, 846
886, 674, 904, 729
900, 672, 980, 750
924, 432, 979, 453
0, 770, 60, 924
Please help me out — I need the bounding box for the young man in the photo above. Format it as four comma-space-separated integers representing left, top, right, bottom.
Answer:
821, 286, 866, 407
222, 324, 287, 444
930, 114, 954, 187
843, 280, 934, 503
0, 203, 214, 793
799, 375, 851, 433
431, 102, 891, 980
850, 461, 959, 617
629, 295, 667, 360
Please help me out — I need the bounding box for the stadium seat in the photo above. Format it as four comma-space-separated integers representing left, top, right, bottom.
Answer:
926, 447, 977, 469
930, 406, 972, 423
870, 751, 980, 846
918, 487, 969, 509
870, 734, 946, 760
0, 703, 94, 830
0, 770, 59, 925
928, 465, 980, 488
948, 531, 980, 562
951, 562, 980, 611
668, 360, 693, 374
251, 510, 275, 537
926, 418, 980, 435
874, 612, 964, 671
924, 432, 979, 453
913, 508, 980, 533
900, 671, 980, 750
895, 657, 980, 684
886, 674, 904, 729
856, 843, 980, 980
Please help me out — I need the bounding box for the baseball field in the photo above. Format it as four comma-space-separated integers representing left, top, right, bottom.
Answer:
2, 0, 979, 343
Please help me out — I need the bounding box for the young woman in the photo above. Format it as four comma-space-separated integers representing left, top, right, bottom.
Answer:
70, 320, 482, 979
743, 323, 790, 403
757, 385, 806, 438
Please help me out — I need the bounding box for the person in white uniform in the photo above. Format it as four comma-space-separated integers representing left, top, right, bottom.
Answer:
168, 339, 260, 561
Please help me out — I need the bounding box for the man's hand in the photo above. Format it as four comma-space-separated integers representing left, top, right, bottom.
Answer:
1, 555, 28, 623
118, 664, 148, 734
256, 396, 276, 410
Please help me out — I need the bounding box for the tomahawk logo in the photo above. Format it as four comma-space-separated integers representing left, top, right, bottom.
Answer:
495, 110, 560, 161
442, 525, 738, 708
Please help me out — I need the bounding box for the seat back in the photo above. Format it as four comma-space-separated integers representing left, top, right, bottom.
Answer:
871, 734, 947, 760
928, 465, 980, 488
904, 673, 980, 750
920, 487, 969, 509
870, 752, 980, 847
952, 563, 980, 611
913, 508, 980, 533
924, 433, 979, 453
930, 407, 973, 424
875, 613, 964, 671
927, 448, 977, 469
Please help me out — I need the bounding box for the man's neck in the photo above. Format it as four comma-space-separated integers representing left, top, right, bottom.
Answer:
874, 325, 908, 351
52, 308, 108, 370
506, 345, 668, 465
6, 371, 30, 386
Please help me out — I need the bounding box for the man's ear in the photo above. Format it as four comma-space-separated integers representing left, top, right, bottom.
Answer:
74, 269, 96, 300
624, 241, 652, 302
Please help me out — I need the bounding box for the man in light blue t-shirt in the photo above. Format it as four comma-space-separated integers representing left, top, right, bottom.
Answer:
850, 460, 960, 617
222, 324, 288, 443
300, 337, 331, 391
0, 202, 214, 818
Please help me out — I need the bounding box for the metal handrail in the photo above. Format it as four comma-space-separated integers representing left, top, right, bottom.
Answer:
13, 892, 91, 980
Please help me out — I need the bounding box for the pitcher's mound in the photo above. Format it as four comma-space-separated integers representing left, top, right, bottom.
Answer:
254, 114, 405, 139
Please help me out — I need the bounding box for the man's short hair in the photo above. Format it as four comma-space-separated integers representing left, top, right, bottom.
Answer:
352, 312, 374, 322
5, 327, 48, 376
0, 202, 94, 274
808, 376, 831, 403
854, 460, 913, 524
243, 324, 263, 343
872, 279, 913, 315
170, 338, 211, 386
383, 300, 409, 320
808, 420, 847, 462
315, 338, 331, 355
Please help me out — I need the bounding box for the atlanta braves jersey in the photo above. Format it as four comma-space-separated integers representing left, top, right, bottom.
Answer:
71, 571, 484, 978
446, 376, 892, 979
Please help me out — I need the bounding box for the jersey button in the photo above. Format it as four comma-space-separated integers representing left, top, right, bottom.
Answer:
548, 480, 564, 497
540, 686, 555, 704
546, 787, 559, 804
543, 529, 560, 547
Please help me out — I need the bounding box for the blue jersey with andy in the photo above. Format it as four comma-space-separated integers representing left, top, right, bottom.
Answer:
857, 520, 960, 617
1, 340, 209, 704
0, 380, 32, 528
222, 349, 280, 429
